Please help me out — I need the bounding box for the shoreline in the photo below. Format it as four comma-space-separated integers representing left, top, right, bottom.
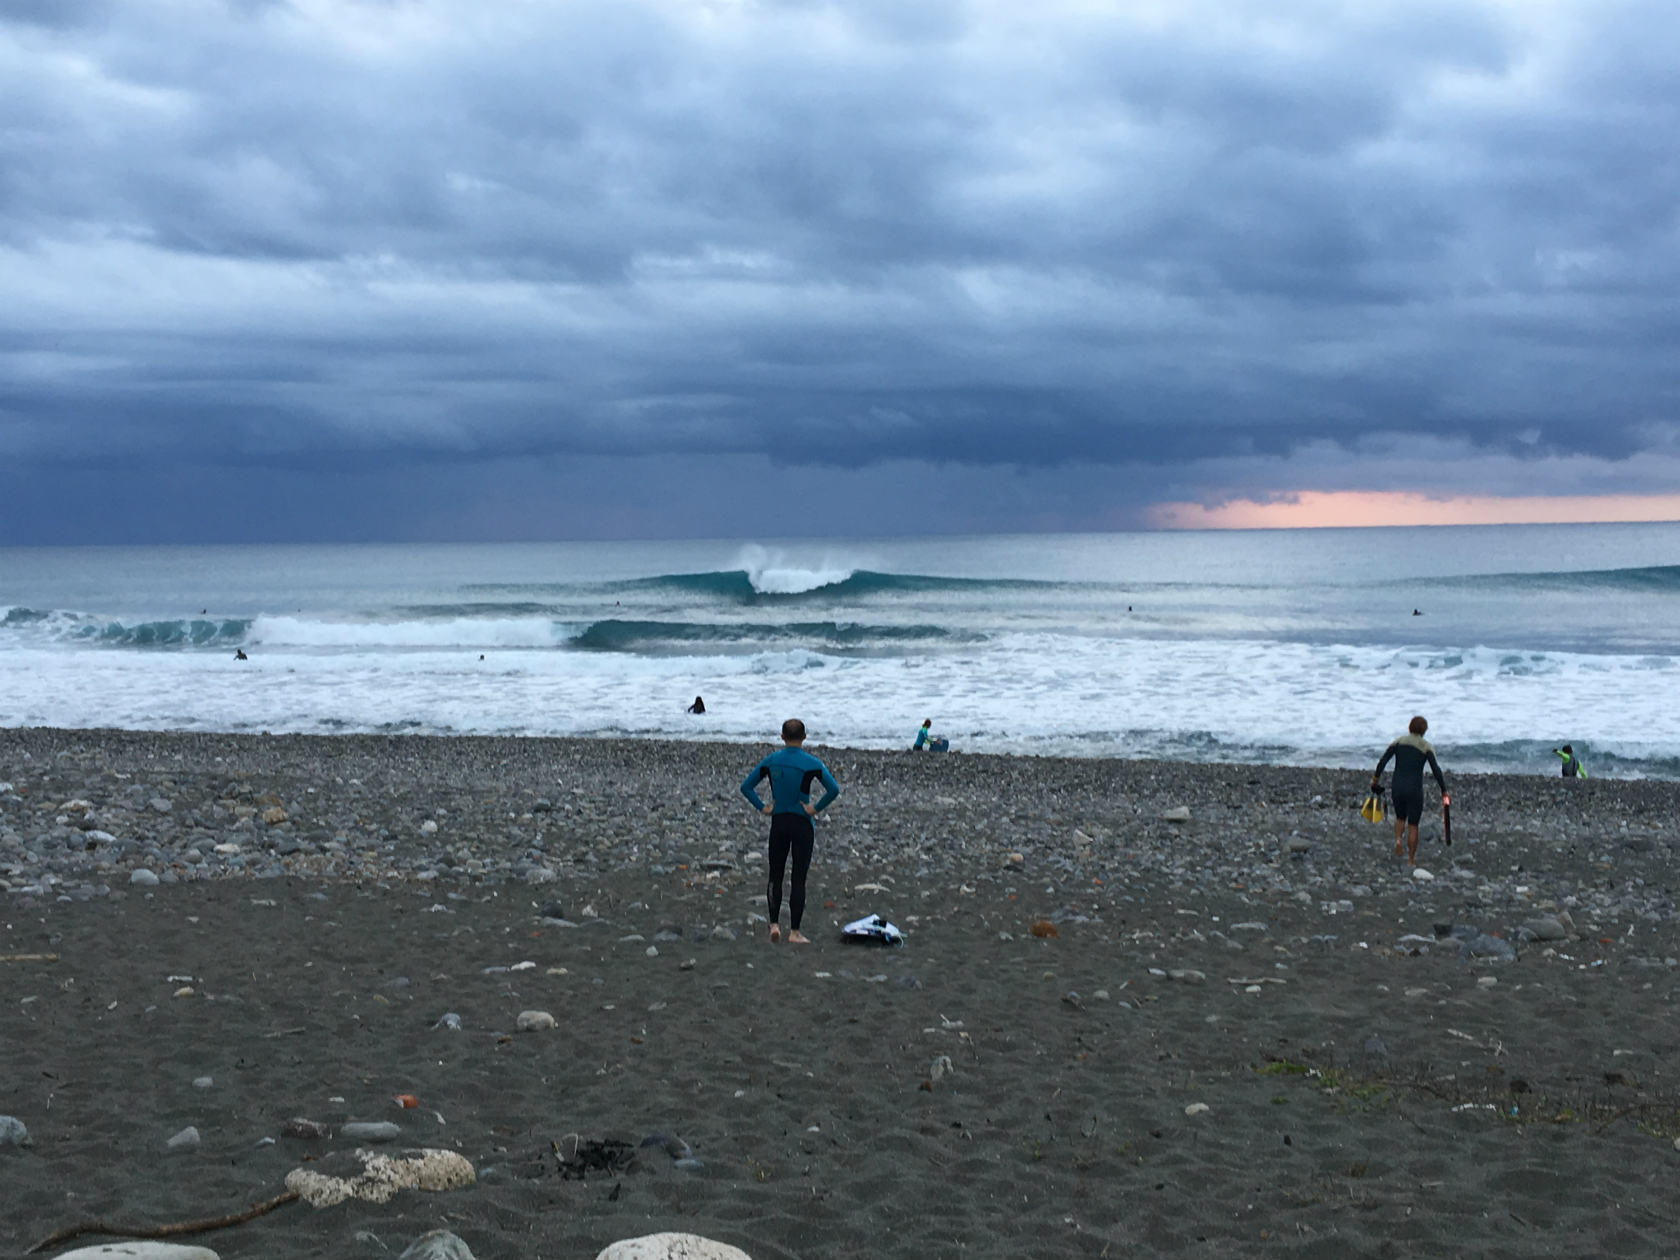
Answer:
6, 726, 1680, 1257
3, 720, 1674, 779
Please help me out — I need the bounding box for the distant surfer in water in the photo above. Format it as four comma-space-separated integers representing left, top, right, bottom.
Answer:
687, 696, 706, 714
1371, 715, 1447, 866
740, 718, 840, 944
234, 649, 248, 661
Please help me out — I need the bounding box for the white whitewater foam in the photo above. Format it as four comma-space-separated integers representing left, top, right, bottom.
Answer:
736, 544, 854, 595
247, 614, 563, 650
5, 632, 1677, 774
7, 528, 1680, 776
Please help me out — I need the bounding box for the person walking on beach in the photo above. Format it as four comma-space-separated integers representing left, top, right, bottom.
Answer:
740, 718, 840, 944
1371, 716, 1447, 866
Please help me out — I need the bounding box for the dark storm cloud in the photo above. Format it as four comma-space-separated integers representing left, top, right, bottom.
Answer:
2, 0, 1678, 541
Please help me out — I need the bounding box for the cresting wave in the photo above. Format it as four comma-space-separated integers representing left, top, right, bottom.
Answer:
0, 606, 980, 654
1, 608, 252, 647
450, 562, 1680, 605
1441, 563, 1680, 592
611, 569, 1060, 601
568, 618, 973, 652
455, 568, 1069, 602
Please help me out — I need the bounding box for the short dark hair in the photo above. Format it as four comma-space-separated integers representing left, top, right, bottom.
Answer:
1409, 715, 1428, 735
781, 718, 806, 742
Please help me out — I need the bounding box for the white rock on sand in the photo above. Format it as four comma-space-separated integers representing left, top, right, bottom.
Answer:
596, 1235, 753, 1260
284, 1148, 475, 1207
399, 1229, 477, 1259
51, 1244, 220, 1259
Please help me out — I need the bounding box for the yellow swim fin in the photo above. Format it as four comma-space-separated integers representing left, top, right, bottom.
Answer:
1360, 794, 1386, 823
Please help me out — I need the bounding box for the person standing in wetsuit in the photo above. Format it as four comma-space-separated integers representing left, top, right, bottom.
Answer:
740, 718, 840, 944
1371, 715, 1447, 866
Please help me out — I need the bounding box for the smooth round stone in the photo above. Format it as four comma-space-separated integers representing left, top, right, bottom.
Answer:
53, 1245, 222, 1259
596, 1235, 752, 1260
341, 1121, 403, 1143
130, 868, 160, 886
516, 1010, 557, 1032
192, 1076, 214, 1089
166, 1125, 201, 1151
0, 1115, 30, 1147
399, 1229, 476, 1260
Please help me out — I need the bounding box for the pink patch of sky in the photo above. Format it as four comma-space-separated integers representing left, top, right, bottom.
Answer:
1147, 491, 1680, 530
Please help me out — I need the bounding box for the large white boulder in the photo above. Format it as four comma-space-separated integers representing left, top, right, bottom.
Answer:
285, 1148, 475, 1207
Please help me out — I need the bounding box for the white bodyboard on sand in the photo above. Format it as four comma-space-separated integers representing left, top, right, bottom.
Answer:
841, 913, 904, 945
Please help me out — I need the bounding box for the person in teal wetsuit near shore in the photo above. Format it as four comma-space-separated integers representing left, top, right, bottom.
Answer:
740, 718, 840, 944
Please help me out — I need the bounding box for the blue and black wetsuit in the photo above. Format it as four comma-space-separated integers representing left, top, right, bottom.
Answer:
1374, 734, 1446, 826
740, 747, 840, 932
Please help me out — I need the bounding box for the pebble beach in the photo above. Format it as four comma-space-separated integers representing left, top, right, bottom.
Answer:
5, 727, 1680, 1258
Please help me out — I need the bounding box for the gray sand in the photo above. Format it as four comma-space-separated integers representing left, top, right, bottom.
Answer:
4, 729, 1680, 1258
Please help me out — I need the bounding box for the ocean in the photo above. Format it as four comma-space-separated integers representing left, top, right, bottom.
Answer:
3, 523, 1678, 777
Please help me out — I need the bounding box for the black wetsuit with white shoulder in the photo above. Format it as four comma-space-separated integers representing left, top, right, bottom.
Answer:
1374, 734, 1446, 826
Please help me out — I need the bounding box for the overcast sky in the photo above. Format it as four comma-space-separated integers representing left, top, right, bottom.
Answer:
3, 0, 1678, 543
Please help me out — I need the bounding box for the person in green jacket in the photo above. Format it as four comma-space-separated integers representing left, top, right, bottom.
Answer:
1554, 744, 1586, 778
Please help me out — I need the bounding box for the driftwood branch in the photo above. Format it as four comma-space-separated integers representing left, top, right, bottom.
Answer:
27, 1188, 300, 1254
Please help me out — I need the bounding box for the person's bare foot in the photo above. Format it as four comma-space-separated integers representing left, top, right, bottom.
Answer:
787, 930, 811, 944
769, 924, 781, 943
1393, 843, 1404, 857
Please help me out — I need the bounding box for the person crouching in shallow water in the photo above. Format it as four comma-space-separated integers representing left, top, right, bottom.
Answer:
740, 718, 840, 944
1371, 715, 1447, 866
686, 695, 706, 714
912, 719, 949, 752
